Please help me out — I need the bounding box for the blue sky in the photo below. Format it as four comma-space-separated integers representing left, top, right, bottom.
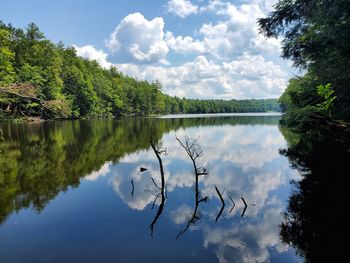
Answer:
0, 0, 296, 99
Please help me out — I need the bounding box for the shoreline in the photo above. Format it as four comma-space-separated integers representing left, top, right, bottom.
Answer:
0, 112, 283, 123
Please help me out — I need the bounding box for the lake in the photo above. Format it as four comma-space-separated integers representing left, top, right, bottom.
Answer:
0, 114, 304, 262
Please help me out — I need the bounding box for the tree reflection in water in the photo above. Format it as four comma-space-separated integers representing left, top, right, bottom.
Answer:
1, 116, 307, 262
175, 136, 209, 239
148, 139, 167, 237
280, 125, 350, 262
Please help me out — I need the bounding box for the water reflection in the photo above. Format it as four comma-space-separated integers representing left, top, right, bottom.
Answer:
203, 204, 289, 263
279, 125, 350, 262
148, 140, 167, 237
175, 136, 209, 239
0, 116, 302, 262
108, 119, 299, 262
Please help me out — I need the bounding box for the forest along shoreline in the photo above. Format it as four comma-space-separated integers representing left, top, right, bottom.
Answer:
0, 22, 280, 122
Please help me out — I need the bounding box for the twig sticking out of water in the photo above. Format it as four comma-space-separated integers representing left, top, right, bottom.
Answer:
148, 139, 167, 237
215, 186, 225, 222
175, 136, 208, 239
241, 197, 248, 217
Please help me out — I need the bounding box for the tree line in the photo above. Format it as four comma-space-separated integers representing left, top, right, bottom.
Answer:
0, 22, 280, 120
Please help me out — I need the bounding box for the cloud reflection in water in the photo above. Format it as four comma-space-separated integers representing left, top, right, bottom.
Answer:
109, 124, 300, 262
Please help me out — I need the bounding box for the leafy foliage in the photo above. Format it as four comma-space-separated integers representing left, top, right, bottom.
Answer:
0, 29, 16, 85
0, 22, 280, 119
259, 0, 350, 121
316, 83, 336, 115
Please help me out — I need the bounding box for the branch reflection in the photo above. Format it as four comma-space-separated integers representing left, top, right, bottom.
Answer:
148, 139, 167, 237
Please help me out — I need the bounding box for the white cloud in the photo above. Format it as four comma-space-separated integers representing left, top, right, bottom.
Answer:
110, 123, 292, 212
115, 54, 288, 99
78, 0, 293, 99
203, 205, 289, 263
84, 162, 111, 181
170, 204, 193, 224
163, 1, 281, 59
165, 31, 206, 54
251, 0, 278, 13
165, 0, 198, 18
73, 45, 111, 69
110, 165, 161, 211
197, 2, 282, 61
105, 12, 169, 64
105, 2, 289, 99
106, 122, 298, 260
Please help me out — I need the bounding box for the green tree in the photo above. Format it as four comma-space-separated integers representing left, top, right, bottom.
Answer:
259, 0, 350, 121
0, 29, 16, 85
316, 83, 337, 116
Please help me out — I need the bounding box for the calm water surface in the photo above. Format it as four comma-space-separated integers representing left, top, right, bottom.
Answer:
0, 115, 303, 262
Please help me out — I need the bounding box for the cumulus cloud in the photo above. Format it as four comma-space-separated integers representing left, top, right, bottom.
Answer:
110, 123, 292, 212
78, 0, 292, 99
170, 204, 194, 224
164, 1, 281, 59
110, 165, 161, 211
197, 1, 282, 60
107, 122, 297, 260
99, 0, 291, 99
165, 0, 198, 18
84, 162, 111, 181
73, 45, 111, 69
165, 31, 206, 54
105, 12, 169, 64
203, 205, 289, 263
115, 54, 288, 99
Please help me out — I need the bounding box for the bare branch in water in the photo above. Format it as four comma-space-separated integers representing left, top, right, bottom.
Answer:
215, 186, 225, 222
150, 177, 161, 191
149, 138, 167, 237
175, 136, 208, 239
199, 196, 209, 203
241, 197, 248, 217
151, 193, 162, 210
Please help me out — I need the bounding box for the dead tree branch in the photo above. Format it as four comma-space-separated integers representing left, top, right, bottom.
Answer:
175, 136, 208, 239
215, 186, 225, 222
149, 139, 167, 237
241, 197, 248, 217
0, 87, 54, 113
